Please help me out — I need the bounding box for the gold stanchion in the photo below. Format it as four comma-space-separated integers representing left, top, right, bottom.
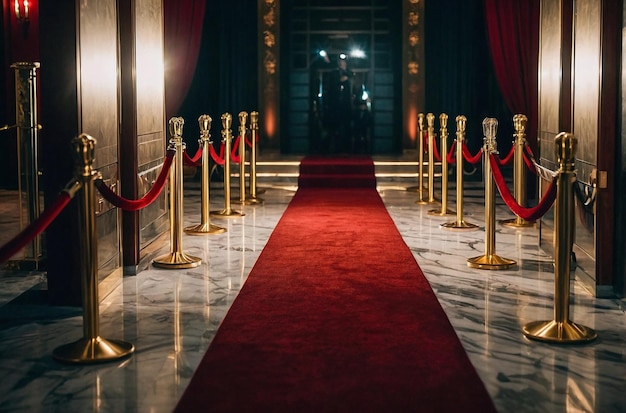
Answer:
11, 62, 42, 268
441, 115, 478, 231
248, 111, 264, 202
426, 113, 438, 204
53, 134, 134, 363
153, 117, 202, 268
522, 132, 597, 343
234, 111, 261, 205
429, 113, 455, 217
414, 113, 428, 203
501, 114, 535, 228
467, 118, 516, 270
211, 113, 244, 218
184, 115, 226, 235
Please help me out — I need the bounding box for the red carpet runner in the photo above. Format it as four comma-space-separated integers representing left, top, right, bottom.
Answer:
175, 157, 496, 412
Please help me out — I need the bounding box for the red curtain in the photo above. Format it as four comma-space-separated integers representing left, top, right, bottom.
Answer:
483, 0, 540, 150
164, 0, 206, 119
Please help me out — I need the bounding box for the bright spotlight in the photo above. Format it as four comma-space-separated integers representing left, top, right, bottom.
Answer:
339, 53, 347, 60
319, 50, 327, 58
350, 48, 366, 58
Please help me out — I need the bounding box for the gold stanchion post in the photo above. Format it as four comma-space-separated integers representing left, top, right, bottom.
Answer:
467, 118, 516, 270
429, 113, 454, 217
501, 114, 535, 228
153, 117, 202, 268
234, 111, 261, 205
426, 112, 438, 204
414, 113, 428, 203
211, 113, 244, 218
248, 111, 264, 202
441, 115, 478, 231
522, 132, 597, 343
53, 134, 134, 363
184, 115, 226, 235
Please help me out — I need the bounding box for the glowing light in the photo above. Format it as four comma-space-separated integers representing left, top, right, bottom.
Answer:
319, 50, 327, 58
339, 53, 347, 60
350, 48, 365, 58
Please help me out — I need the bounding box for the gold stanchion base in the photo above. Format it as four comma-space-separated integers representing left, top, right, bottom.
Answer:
440, 220, 479, 231
153, 252, 202, 269
428, 208, 455, 217
210, 209, 245, 218
522, 319, 597, 343
500, 217, 536, 228
232, 197, 263, 205
247, 195, 265, 203
467, 254, 516, 270
53, 336, 134, 364
184, 223, 227, 235
407, 185, 429, 193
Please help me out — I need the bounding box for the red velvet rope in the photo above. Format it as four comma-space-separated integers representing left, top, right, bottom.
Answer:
523, 145, 538, 174
447, 140, 457, 164
210, 143, 225, 165
95, 150, 175, 211
496, 145, 515, 166
490, 154, 557, 221
183, 147, 203, 167
432, 136, 441, 162
462, 143, 483, 164
231, 136, 241, 163
0, 190, 73, 264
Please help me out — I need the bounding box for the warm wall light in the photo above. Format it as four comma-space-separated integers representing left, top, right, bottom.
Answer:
14, 0, 29, 21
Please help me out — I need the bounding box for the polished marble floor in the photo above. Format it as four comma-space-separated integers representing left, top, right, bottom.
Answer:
0, 163, 625, 413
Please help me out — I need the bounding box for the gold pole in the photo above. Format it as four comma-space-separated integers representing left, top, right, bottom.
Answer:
234, 111, 261, 205
441, 115, 478, 231
211, 113, 244, 218
426, 112, 437, 204
414, 113, 428, 203
467, 118, 516, 270
184, 115, 226, 235
153, 117, 202, 268
501, 114, 535, 228
11, 62, 42, 266
523, 132, 597, 343
53, 134, 134, 363
429, 113, 454, 217
248, 111, 264, 202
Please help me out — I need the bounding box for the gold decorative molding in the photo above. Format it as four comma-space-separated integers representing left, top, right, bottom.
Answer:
258, 0, 279, 148
403, 0, 425, 148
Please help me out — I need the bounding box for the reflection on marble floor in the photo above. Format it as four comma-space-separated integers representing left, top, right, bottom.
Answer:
0, 174, 625, 413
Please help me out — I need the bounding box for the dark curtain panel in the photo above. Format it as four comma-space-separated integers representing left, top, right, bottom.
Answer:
424, 0, 513, 157
177, 0, 258, 149
164, 0, 207, 120
483, 0, 540, 151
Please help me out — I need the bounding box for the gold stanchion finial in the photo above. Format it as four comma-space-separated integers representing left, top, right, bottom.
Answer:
53, 134, 134, 363
185, 115, 226, 235
153, 118, 203, 268
441, 115, 478, 231
523, 132, 596, 343
502, 114, 534, 228
467, 118, 516, 269
212, 113, 244, 218
429, 113, 455, 217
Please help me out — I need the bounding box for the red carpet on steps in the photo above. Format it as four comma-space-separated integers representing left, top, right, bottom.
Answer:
297, 155, 377, 188
174, 158, 496, 412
